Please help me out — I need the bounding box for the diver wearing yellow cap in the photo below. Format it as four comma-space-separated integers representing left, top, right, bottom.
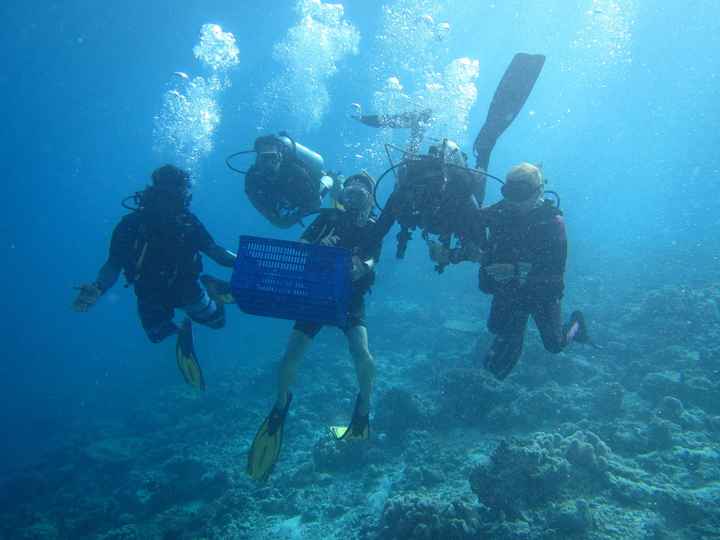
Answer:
476, 163, 592, 379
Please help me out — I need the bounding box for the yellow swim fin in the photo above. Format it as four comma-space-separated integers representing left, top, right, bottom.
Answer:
176, 318, 206, 390
247, 394, 293, 482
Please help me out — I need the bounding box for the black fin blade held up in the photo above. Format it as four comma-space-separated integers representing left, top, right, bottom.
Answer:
473, 53, 546, 204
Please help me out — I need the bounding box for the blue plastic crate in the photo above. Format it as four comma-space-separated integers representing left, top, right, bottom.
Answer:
231, 236, 352, 326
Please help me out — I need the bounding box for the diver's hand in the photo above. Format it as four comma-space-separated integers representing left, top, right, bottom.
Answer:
485, 263, 516, 283
73, 283, 102, 312
320, 234, 340, 247
427, 240, 450, 266
350, 256, 369, 281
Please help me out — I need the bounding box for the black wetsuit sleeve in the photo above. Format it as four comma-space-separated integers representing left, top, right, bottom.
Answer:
95, 218, 134, 293
188, 215, 215, 252
300, 212, 334, 243
363, 232, 382, 264
203, 244, 236, 268
284, 162, 320, 216
459, 205, 490, 247
246, 168, 289, 227
373, 191, 399, 241
95, 260, 121, 294
528, 213, 567, 299
190, 215, 236, 268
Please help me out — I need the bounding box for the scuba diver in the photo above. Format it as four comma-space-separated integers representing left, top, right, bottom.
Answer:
374, 137, 482, 270
247, 172, 381, 482
352, 53, 546, 268
473, 163, 591, 379
227, 133, 337, 229
72, 165, 236, 389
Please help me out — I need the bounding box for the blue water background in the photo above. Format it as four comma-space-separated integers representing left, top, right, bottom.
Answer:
0, 0, 718, 475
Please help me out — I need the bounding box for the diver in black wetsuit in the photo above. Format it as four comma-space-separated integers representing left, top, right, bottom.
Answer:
233, 133, 337, 228
475, 163, 590, 379
72, 165, 236, 389
352, 53, 546, 268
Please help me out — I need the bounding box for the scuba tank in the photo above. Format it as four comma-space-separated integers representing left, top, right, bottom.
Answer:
227, 133, 329, 185
274, 133, 326, 181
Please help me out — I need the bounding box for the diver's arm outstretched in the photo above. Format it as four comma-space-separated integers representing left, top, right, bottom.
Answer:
94, 259, 121, 292
203, 244, 237, 268
72, 216, 136, 311
73, 251, 123, 313
72, 260, 121, 312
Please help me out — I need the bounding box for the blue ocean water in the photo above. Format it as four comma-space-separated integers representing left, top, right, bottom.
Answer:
1, 1, 719, 539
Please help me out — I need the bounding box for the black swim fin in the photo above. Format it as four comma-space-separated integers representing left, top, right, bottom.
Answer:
330, 394, 369, 441
247, 394, 293, 482
176, 318, 206, 390
473, 53, 546, 204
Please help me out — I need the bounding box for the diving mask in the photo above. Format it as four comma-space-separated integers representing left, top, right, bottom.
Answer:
257, 150, 282, 173
340, 185, 372, 226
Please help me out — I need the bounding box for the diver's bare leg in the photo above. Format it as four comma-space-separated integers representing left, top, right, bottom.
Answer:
346, 326, 375, 416
276, 330, 313, 409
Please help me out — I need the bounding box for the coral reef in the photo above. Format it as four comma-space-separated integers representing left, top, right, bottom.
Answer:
3, 282, 720, 539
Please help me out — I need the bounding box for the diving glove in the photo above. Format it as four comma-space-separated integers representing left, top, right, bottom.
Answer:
73, 283, 102, 312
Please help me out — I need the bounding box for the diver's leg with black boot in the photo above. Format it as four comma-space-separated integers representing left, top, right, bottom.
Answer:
138, 296, 178, 344
336, 325, 374, 440
178, 281, 227, 390
333, 291, 374, 440
139, 294, 205, 389
484, 294, 530, 380
532, 298, 565, 354
534, 299, 592, 353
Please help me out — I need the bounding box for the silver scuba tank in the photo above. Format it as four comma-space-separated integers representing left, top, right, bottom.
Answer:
276, 134, 325, 180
